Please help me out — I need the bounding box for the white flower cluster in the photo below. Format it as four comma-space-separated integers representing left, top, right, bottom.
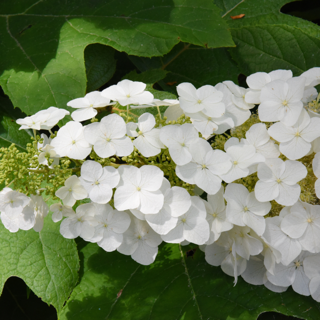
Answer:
4, 69, 320, 302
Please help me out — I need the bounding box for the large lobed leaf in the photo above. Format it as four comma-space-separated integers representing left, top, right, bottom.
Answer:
0, 0, 233, 116
59, 243, 320, 320
0, 214, 79, 313
218, 0, 320, 75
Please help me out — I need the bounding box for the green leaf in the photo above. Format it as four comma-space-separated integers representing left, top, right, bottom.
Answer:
85, 44, 116, 92
123, 69, 168, 84
129, 43, 241, 92
59, 243, 320, 320
0, 0, 234, 116
218, 0, 320, 76
0, 214, 79, 313
0, 93, 32, 151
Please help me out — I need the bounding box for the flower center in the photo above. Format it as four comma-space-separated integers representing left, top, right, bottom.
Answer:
106, 138, 111, 142
71, 140, 76, 145
294, 261, 301, 268
307, 218, 313, 223
68, 187, 72, 192
233, 161, 238, 165
126, 94, 131, 98
212, 213, 217, 218
94, 181, 100, 185
201, 164, 207, 169
181, 142, 185, 147
243, 206, 249, 212
295, 131, 300, 137
276, 178, 282, 184
282, 100, 288, 106
197, 99, 202, 104
136, 186, 141, 191
181, 218, 186, 223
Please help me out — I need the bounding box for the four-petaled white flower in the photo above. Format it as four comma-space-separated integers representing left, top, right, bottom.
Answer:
117, 215, 162, 265
55, 175, 88, 207
114, 165, 164, 214
159, 123, 200, 166
90, 203, 131, 252
255, 158, 307, 206
50, 121, 91, 160
60, 203, 98, 241
145, 178, 191, 235
127, 113, 163, 157
268, 109, 320, 160
258, 77, 305, 126
204, 186, 233, 244
176, 139, 232, 195
84, 113, 133, 158
102, 80, 154, 106
225, 183, 271, 236
79, 160, 120, 204
177, 82, 225, 115
245, 70, 292, 104
68, 91, 113, 122
161, 196, 210, 245
50, 203, 74, 223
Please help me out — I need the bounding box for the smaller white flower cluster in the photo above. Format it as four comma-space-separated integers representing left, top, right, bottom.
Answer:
4, 68, 320, 302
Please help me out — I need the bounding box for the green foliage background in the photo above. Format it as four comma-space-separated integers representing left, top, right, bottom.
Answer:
0, 0, 320, 319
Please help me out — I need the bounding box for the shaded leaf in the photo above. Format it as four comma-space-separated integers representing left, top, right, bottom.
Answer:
219, 0, 320, 76
0, 93, 32, 151
130, 43, 241, 92
0, 214, 79, 313
59, 243, 320, 320
85, 44, 116, 92
0, 0, 233, 117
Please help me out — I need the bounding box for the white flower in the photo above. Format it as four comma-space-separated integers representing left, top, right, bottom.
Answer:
304, 255, 320, 302
0, 187, 30, 217
145, 178, 191, 235
16, 107, 69, 131
281, 201, 320, 253
204, 186, 233, 244
37, 134, 59, 166
55, 175, 88, 207
301, 67, 320, 88
163, 100, 184, 122
161, 196, 209, 245
117, 215, 162, 265
127, 113, 163, 157
223, 81, 255, 110
60, 203, 98, 240
50, 121, 91, 160
101, 80, 154, 106
205, 233, 247, 283
159, 123, 200, 166
313, 152, 320, 198
241, 255, 267, 285
268, 109, 320, 160
36, 107, 70, 130
114, 165, 164, 214
177, 82, 225, 115
258, 77, 305, 126
0, 188, 34, 232
79, 160, 120, 204
245, 70, 292, 104
229, 226, 263, 260
68, 91, 113, 122
245, 123, 280, 159
176, 139, 232, 195
186, 111, 234, 138
215, 82, 250, 127
255, 158, 307, 206
84, 113, 133, 158
263, 213, 302, 265
219, 140, 265, 183
89, 203, 131, 252
225, 183, 271, 236
266, 252, 311, 296
50, 203, 74, 222
22, 195, 49, 232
